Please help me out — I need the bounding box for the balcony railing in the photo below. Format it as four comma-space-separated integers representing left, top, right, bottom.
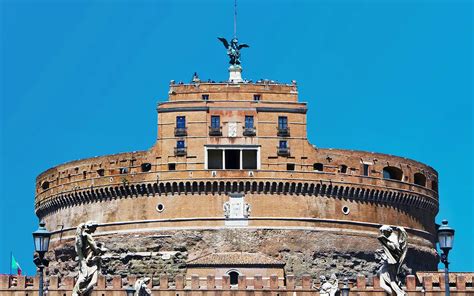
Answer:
243, 127, 256, 137
209, 126, 222, 136
277, 127, 290, 137
174, 147, 187, 156
174, 127, 187, 137
277, 147, 290, 156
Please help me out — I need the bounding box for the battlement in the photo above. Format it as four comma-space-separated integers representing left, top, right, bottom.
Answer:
166, 81, 298, 102
1, 273, 473, 296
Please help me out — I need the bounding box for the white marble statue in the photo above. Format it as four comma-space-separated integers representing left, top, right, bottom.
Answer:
72, 221, 108, 296
377, 225, 408, 296
244, 203, 251, 217
134, 277, 152, 296
223, 202, 230, 218
318, 274, 338, 296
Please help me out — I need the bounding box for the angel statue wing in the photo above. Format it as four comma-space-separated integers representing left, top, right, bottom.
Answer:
217, 37, 229, 49
396, 226, 408, 273
238, 43, 249, 49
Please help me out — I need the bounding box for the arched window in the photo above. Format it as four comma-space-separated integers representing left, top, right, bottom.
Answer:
339, 165, 348, 174
313, 163, 324, 172
414, 173, 426, 187
228, 271, 239, 285
141, 163, 152, 172
382, 166, 403, 181
41, 181, 50, 190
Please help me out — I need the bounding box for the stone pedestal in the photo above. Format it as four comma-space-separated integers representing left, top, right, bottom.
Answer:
229, 65, 243, 83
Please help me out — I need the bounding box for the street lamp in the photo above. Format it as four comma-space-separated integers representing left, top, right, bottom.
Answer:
125, 285, 136, 296
437, 219, 455, 296
340, 278, 350, 296
32, 221, 51, 296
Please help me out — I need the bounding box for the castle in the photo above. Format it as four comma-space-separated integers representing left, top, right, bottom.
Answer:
33, 62, 441, 283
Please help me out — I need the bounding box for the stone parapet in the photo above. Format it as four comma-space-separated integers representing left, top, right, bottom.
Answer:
1, 273, 473, 296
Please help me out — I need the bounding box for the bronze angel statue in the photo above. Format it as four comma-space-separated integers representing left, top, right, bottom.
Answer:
377, 225, 408, 296
218, 37, 249, 66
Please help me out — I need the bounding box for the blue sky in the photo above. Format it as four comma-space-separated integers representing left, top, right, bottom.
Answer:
0, 0, 472, 275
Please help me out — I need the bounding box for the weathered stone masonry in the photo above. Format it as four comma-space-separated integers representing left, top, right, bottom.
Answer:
35, 81, 440, 279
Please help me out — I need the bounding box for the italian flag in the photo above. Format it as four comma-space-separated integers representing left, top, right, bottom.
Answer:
11, 254, 22, 275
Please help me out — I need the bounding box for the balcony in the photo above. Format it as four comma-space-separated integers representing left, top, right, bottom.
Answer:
277, 147, 290, 156
209, 126, 222, 136
174, 147, 187, 156
243, 127, 256, 137
277, 127, 290, 137
174, 127, 187, 137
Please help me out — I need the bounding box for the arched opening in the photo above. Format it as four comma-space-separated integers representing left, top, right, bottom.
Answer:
313, 163, 324, 172
339, 165, 348, 174
414, 173, 426, 187
382, 166, 403, 181
141, 163, 152, 172
41, 181, 50, 190
228, 271, 239, 285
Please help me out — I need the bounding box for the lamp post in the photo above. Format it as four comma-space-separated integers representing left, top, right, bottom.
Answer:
125, 285, 136, 296
340, 278, 350, 296
32, 221, 51, 296
437, 219, 455, 296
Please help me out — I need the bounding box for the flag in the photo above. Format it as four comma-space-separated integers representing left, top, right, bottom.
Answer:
11, 254, 22, 275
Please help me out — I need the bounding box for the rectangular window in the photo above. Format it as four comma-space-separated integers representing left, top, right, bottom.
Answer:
279, 140, 288, 148
211, 116, 220, 128
225, 149, 240, 169
245, 116, 254, 128
177, 140, 185, 148
287, 163, 295, 171
253, 94, 261, 101
362, 164, 369, 176
242, 150, 257, 169
208, 149, 223, 169
278, 116, 288, 129
168, 163, 176, 171
176, 116, 186, 128
202, 94, 209, 101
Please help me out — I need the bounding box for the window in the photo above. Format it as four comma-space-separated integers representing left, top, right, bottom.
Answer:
211, 116, 220, 128
41, 181, 50, 190
253, 94, 261, 101
207, 148, 258, 170
414, 173, 426, 187
340, 165, 348, 174
245, 116, 254, 128
119, 167, 129, 174
225, 149, 240, 169
202, 94, 209, 101
168, 163, 176, 171
242, 150, 257, 169
279, 140, 288, 148
228, 271, 239, 286
382, 166, 403, 181
313, 163, 324, 172
278, 116, 288, 129
208, 150, 223, 169
176, 116, 186, 128
97, 169, 105, 176
141, 163, 152, 172
287, 163, 295, 171
177, 140, 185, 148
362, 164, 370, 176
